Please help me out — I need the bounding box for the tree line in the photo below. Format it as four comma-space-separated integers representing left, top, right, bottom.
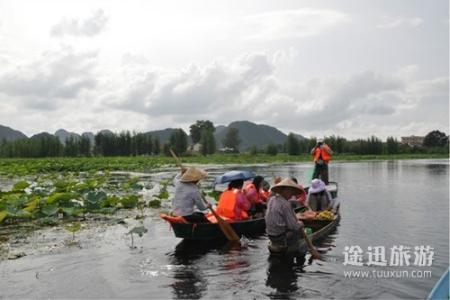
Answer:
0, 122, 447, 158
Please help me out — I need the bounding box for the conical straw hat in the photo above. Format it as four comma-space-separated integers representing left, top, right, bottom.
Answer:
180, 167, 207, 182
271, 178, 302, 194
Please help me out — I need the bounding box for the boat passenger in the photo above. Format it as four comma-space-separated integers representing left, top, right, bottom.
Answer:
305, 179, 333, 212
260, 180, 271, 202
171, 167, 211, 223
244, 175, 267, 215
265, 178, 305, 254
289, 177, 306, 209
216, 179, 251, 220
310, 138, 333, 185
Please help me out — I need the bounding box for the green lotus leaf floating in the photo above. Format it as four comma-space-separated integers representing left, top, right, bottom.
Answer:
41, 204, 60, 217
128, 226, 148, 237
12, 181, 29, 192
84, 191, 107, 209
0, 211, 7, 223
120, 195, 139, 209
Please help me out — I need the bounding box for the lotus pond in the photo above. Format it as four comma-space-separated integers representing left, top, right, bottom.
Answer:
0, 159, 448, 299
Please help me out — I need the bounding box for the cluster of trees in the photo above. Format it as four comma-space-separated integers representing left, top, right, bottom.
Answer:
254, 130, 448, 156
0, 125, 447, 158
189, 120, 216, 155
0, 131, 161, 158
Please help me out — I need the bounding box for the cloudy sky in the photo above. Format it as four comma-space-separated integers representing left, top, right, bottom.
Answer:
0, 0, 448, 139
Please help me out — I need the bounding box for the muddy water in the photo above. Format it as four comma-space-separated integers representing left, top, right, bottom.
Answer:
0, 159, 448, 299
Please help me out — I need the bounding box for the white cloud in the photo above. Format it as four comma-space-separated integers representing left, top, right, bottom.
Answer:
376, 16, 423, 29
96, 52, 447, 138
0, 47, 98, 110
50, 9, 108, 37
241, 8, 349, 40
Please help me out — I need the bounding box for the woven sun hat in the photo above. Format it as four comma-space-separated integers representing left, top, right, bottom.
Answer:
180, 167, 208, 182
271, 178, 303, 194
309, 178, 326, 193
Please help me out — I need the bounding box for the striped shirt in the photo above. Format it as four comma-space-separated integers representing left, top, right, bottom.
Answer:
172, 174, 207, 216
265, 194, 303, 236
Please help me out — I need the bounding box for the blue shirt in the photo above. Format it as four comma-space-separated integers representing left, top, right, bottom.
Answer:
172, 174, 207, 216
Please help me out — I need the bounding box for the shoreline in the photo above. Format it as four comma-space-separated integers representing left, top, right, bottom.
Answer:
0, 154, 448, 176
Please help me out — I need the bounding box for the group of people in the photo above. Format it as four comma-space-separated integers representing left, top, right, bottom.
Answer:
171, 168, 270, 223
170, 138, 335, 253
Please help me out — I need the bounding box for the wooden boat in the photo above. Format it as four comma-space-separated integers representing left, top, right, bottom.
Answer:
162, 181, 339, 241
268, 211, 340, 256
161, 214, 266, 240
427, 268, 449, 300
304, 181, 338, 199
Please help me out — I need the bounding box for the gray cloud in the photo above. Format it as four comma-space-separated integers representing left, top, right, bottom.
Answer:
112, 53, 276, 117
50, 9, 108, 37
108, 52, 442, 137
0, 49, 98, 110
376, 16, 423, 29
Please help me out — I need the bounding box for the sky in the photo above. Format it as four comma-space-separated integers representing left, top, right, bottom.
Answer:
0, 0, 448, 139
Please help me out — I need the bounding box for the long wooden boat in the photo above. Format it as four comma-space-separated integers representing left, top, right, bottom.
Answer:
427, 268, 449, 300
269, 209, 341, 256
161, 214, 266, 240
162, 181, 339, 241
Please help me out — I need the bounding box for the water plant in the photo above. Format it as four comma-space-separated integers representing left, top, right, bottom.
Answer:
127, 225, 148, 248
64, 221, 81, 241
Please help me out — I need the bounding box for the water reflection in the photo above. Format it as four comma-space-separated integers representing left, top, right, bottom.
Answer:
425, 163, 448, 176
266, 255, 305, 298
167, 240, 215, 299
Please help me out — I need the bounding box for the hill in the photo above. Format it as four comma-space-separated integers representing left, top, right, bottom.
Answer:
0, 125, 27, 142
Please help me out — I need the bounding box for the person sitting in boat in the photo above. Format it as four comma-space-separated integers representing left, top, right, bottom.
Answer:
244, 175, 267, 216
171, 167, 211, 223
260, 180, 271, 202
289, 177, 306, 209
216, 179, 251, 220
310, 138, 333, 185
265, 178, 305, 254
305, 178, 333, 212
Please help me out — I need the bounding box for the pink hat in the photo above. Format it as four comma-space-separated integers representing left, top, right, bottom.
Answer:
309, 179, 326, 193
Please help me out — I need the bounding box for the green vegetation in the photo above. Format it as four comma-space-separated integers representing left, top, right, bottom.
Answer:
0, 153, 447, 178
0, 172, 166, 225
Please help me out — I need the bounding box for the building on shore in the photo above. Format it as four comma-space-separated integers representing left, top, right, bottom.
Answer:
401, 135, 424, 147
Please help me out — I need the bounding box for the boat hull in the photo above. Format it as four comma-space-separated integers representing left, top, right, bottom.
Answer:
169, 217, 266, 240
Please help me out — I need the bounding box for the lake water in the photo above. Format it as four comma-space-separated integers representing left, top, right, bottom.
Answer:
0, 159, 448, 299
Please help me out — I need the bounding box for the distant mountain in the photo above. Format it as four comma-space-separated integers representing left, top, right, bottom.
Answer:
98, 129, 114, 136
145, 128, 179, 144
0, 125, 27, 142
215, 120, 305, 150
55, 129, 81, 144
81, 132, 95, 145
30, 132, 55, 140
215, 125, 227, 135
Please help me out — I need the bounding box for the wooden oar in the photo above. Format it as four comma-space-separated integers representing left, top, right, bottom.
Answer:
169, 149, 240, 242
201, 195, 240, 242
303, 227, 321, 260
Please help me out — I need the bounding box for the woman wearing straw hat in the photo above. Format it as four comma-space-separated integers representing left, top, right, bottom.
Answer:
171, 166, 212, 223
265, 178, 305, 254
305, 178, 333, 212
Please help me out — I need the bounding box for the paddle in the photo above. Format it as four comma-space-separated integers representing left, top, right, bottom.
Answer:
303, 227, 321, 260
169, 149, 240, 242
304, 166, 315, 184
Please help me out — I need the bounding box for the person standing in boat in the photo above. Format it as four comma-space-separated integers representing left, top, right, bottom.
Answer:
216, 179, 251, 220
310, 138, 333, 185
305, 179, 333, 212
171, 167, 211, 223
265, 178, 305, 254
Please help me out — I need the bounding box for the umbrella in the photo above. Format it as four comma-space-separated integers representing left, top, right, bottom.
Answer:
214, 170, 256, 185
